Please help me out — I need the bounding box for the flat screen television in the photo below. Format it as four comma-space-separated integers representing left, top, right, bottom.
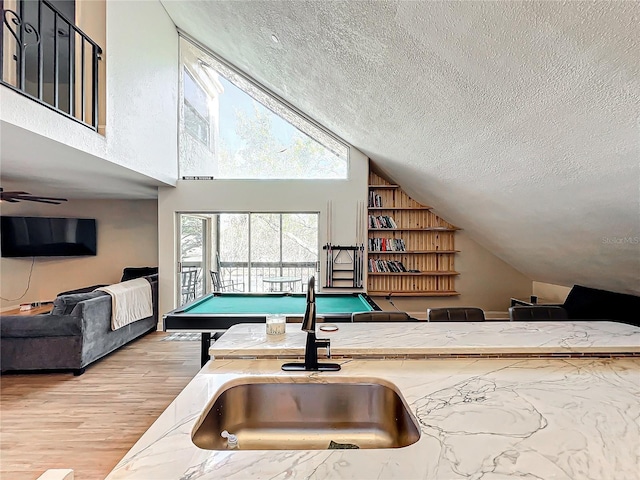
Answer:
1, 216, 97, 257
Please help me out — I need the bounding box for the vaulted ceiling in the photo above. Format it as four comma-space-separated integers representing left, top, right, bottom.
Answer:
161, 0, 639, 295
1, 1, 637, 296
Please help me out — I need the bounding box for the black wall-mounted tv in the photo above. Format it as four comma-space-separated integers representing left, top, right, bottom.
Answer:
1, 216, 97, 257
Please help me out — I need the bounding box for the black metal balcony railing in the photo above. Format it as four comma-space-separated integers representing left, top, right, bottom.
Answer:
1, 0, 102, 130
179, 262, 319, 300
220, 262, 319, 293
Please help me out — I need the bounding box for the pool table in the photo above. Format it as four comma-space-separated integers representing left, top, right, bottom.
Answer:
163, 292, 380, 365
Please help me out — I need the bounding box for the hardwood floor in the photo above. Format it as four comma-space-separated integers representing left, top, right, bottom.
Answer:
0, 331, 201, 480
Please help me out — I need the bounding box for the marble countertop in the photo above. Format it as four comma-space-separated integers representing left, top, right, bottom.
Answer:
210, 321, 640, 358
106, 356, 640, 479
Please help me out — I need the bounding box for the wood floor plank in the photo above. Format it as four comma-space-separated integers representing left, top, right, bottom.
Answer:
0, 331, 201, 480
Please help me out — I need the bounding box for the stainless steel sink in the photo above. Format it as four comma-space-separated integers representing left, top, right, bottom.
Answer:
191, 377, 421, 450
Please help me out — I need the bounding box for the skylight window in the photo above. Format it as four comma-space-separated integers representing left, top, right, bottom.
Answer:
179, 36, 349, 179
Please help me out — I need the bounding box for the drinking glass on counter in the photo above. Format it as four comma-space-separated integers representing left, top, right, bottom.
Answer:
266, 315, 286, 335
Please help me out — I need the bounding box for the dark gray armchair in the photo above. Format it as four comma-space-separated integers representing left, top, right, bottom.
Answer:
351, 311, 414, 322
509, 306, 568, 321
427, 307, 485, 322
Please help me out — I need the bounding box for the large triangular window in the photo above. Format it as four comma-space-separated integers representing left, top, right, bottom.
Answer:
179, 36, 349, 179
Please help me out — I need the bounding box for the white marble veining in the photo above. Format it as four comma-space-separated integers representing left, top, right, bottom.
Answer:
210, 321, 640, 358
107, 357, 640, 480
106, 322, 640, 479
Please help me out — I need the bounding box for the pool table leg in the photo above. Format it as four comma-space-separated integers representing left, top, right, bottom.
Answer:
200, 332, 211, 367
200, 332, 224, 366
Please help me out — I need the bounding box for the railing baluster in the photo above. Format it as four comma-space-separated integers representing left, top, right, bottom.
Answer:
53, 10, 58, 108
80, 38, 85, 123
0, 1, 4, 83
92, 43, 98, 128
68, 21, 73, 116
18, 0, 24, 90
37, 0, 43, 99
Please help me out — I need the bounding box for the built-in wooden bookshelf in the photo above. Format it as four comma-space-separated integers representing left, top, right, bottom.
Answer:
367, 169, 459, 297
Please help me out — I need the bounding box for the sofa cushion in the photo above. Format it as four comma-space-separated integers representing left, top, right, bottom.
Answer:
57, 284, 108, 296
1, 314, 82, 338
121, 267, 158, 282
52, 290, 108, 316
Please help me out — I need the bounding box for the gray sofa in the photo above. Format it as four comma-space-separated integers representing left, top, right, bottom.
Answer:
1, 274, 158, 375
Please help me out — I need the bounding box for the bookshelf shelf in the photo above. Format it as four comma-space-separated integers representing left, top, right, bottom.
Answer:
368, 227, 458, 232
368, 271, 459, 276
368, 207, 432, 211
368, 250, 459, 254
368, 290, 460, 297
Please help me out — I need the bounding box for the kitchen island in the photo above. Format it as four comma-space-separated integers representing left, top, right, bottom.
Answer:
106, 321, 640, 479
209, 320, 640, 358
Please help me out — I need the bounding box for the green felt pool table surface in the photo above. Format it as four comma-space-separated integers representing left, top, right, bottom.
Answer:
185, 293, 376, 315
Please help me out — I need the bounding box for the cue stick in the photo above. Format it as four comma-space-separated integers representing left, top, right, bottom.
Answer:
359, 202, 369, 288
355, 201, 361, 287
328, 243, 332, 287
328, 200, 332, 244
360, 201, 364, 288
355, 201, 361, 288
328, 200, 332, 287
330, 201, 333, 287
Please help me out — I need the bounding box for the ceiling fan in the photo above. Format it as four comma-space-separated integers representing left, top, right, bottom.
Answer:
0, 188, 68, 205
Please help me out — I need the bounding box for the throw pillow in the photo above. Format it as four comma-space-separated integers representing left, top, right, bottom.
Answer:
52, 290, 108, 316
121, 267, 158, 282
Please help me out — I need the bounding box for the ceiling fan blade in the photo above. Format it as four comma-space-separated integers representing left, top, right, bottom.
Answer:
2, 191, 31, 196
0, 188, 68, 204
19, 197, 67, 205
27, 196, 67, 202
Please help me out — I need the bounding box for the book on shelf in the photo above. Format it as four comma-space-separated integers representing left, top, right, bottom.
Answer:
368, 238, 406, 251
368, 259, 408, 273
368, 191, 383, 208
368, 215, 397, 229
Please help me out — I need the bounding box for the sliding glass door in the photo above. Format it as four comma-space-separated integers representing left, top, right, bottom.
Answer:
177, 212, 318, 301
178, 214, 207, 305
219, 213, 318, 292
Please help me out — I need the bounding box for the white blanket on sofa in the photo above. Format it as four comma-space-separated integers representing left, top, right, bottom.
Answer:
97, 278, 153, 330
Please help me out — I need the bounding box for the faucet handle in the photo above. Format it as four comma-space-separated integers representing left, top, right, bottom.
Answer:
316, 338, 331, 358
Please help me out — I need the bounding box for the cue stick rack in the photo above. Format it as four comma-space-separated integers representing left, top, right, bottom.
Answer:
323, 200, 365, 288
323, 244, 364, 288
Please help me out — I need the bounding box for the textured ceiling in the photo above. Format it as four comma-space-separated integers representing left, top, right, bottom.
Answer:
0, 122, 163, 199
161, 0, 640, 295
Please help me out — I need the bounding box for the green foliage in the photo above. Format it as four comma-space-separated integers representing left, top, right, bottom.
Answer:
218, 104, 345, 179
181, 216, 203, 259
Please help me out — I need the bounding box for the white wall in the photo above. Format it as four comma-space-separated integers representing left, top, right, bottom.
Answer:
0, 199, 158, 310
105, 0, 179, 185
157, 148, 370, 317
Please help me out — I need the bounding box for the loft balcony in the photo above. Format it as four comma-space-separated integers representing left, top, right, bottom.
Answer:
1, 0, 103, 131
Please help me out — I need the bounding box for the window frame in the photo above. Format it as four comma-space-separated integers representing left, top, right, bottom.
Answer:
183, 68, 211, 147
